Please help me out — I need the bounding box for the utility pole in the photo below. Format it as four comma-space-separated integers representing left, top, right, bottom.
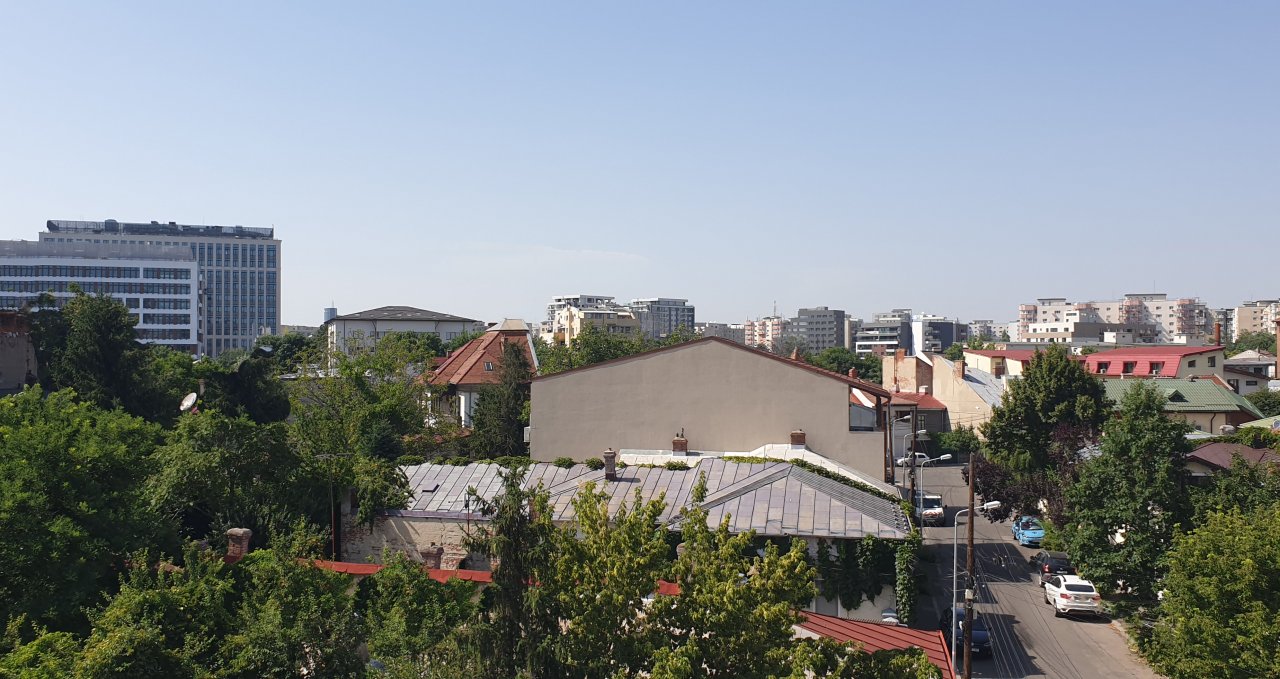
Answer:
963, 450, 977, 678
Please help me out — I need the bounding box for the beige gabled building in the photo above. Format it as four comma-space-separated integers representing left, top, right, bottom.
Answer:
528, 337, 895, 481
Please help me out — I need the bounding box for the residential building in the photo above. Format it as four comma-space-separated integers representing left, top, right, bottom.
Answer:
843, 317, 862, 350
1017, 294, 1212, 344
854, 310, 912, 355
910, 316, 968, 355
1082, 345, 1226, 379
545, 294, 616, 323
550, 303, 639, 345
1224, 366, 1270, 396
968, 320, 996, 341
0, 311, 37, 395
1021, 320, 1160, 347
528, 337, 895, 481
1101, 378, 1263, 432
1, 239, 199, 353
340, 456, 910, 620
1224, 349, 1275, 379
628, 297, 694, 339
323, 306, 484, 358
1231, 300, 1280, 341
795, 614, 955, 679
694, 321, 746, 344
961, 349, 1039, 378
1185, 442, 1280, 485
43, 219, 281, 356
786, 306, 847, 352
427, 319, 537, 427
744, 315, 788, 351
1212, 308, 1234, 345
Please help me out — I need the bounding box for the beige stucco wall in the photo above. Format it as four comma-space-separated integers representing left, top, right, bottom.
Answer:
880, 353, 932, 393
529, 340, 887, 478
932, 363, 995, 432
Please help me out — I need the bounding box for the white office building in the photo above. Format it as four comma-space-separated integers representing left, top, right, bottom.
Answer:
42, 219, 280, 356
1, 240, 199, 353
628, 297, 695, 339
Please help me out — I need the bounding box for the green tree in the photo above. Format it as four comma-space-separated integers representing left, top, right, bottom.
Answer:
808, 347, 881, 385
468, 342, 533, 457
0, 617, 80, 678
0, 389, 172, 633
1064, 381, 1191, 598
47, 291, 142, 411
1191, 452, 1280, 521
22, 292, 68, 391
1146, 506, 1280, 679
253, 332, 323, 374
781, 637, 941, 678
359, 551, 478, 670
1227, 330, 1276, 357
775, 335, 811, 361
934, 425, 981, 463
1245, 389, 1280, 418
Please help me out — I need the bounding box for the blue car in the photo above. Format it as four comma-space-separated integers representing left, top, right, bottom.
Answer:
1012, 516, 1045, 547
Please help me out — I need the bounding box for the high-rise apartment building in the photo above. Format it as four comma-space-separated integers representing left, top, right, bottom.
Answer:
42, 220, 280, 356
1017, 294, 1211, 344
694, 322, 746, 344
786, 306, 847, 352
744, 316, 787, 351
629, 298, 695, 339
911, 316, 968, 355
1231, 300, 1279, 342
1, 240, 199, 353
968, 319, 996, 340
854, 309, 913, 355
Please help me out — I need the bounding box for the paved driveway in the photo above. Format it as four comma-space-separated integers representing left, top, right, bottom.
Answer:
912, 465, 1162, 679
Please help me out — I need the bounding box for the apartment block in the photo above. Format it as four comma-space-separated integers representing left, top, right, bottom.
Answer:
695, 322, 746, 344
786, 306, 847, 352
744, 316, 788, 351
910, 316, 968, 355
1, 240, 199, 353
854, 309, 912, 355
1017, 294, 1212, 344
43, 219, 280, 356
629, 297, 695, 339
1231, 300, 1280, 342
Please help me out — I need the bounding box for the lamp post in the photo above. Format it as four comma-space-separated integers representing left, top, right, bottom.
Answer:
953, 500, 1000, 672
915, 452, 950, 515
892, 415, 911, 486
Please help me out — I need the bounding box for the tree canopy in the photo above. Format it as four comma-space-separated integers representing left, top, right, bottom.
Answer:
809, 347, 882, 385
467, 341, 533, 458
1228, 330, 1276, 357
1245, 389, 1280, 418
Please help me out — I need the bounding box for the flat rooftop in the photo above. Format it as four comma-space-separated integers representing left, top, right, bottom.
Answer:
47, 219, 275, 240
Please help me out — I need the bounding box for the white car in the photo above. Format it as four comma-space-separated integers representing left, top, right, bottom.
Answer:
895, 452, 930, 467
1043, 575, 1102, 617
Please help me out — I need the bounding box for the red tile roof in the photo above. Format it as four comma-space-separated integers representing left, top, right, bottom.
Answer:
797, 613, 955, 679
888, 391, 948, 410
428, 327, 535, 388
1083, 346, 1223, 378
1188, 443, 1280, 470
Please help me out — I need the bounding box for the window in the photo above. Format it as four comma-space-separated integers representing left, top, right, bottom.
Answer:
1247, 380, 1259, 386
1187, 359, 1197, 368
1122, 362, 1137, 374
484, 362, 494, 371
1150, 362, 1164, 376
1208, 356, 1216, 367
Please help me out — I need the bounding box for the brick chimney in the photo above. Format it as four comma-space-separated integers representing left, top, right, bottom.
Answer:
225, 528, 252, 564
1214, 322, 1222, 346
993, 360, 1005, 378
954, 359, 966, 380
847, 367, 859, 379
790, 429, 806, 449
672, 433, 688, 456
603, 448, 617, 481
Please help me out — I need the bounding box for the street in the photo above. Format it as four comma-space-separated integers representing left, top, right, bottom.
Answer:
911, 465, 1162, 679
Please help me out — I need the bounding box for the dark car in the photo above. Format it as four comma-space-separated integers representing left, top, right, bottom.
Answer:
939, 605, 991, 656
1029, 550, 1077, 586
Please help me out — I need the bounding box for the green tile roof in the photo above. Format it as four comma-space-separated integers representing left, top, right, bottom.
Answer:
1102, 378, 1265, 419
1239, 414, 1280, 429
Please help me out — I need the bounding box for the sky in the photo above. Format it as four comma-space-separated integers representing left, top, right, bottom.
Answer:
1, 2, 1277, 327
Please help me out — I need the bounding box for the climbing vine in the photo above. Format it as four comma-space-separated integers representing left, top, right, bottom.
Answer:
812, 536, 896, 610
894, 529, 923, 624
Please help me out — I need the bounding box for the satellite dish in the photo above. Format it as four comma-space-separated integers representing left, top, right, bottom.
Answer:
179, 392, 198, 412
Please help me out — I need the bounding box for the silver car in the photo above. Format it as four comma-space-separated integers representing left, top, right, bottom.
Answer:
1043, 575, 1102, 617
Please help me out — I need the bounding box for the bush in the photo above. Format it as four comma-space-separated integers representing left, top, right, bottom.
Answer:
664, 460, 691, 470
396, 455, 426, 466
583, 457, 604, 470
552, 456, 576, 469
935, 426, 981, 463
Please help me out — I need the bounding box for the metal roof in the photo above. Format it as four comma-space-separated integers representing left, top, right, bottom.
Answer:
1101, 378, 1264, 417
328, 305, 480, 323
935, 356, 1005, 407
391, 458, 910, 540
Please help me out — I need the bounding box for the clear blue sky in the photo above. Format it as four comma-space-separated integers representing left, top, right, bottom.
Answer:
1, 2, 1276, 326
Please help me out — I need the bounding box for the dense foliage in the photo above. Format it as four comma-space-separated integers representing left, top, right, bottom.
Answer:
1245, 389, 1280, 417
808, 347, 883, 385
535, 323, 697, 375
467, 341, 533, 457
1227, 330, 1276, 357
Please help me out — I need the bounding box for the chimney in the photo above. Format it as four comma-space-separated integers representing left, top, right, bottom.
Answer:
225, 528, 252, 564
1214, 322, 1222, 346
847, 367, 859, 379
790, 429, 806, 449
603, 448, 617, 481
954, 359, 966, 380
895, 348, 906, 360
672, 433, 688, 456
993, 361, 1005, 378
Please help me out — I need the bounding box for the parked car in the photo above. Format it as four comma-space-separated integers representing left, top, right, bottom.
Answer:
895, 452, 931, 467
939, 605, 992, 655
1043, 574, 1102, 617
1029, 550, 1077, 586
913, 492, 945, 526
1012, 516, 1045, 547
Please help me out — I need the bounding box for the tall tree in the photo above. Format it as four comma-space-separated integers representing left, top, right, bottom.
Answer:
809, 347, 882, 384
359, 551, 478, 670
0, 389, 172, 633
1064, 381, 1191, 598
468, 341, 533, 457
1227, 330, 1276, 357
1190, 452, 1280, 521
1245, 389, 1280, 417
1146, 506, 1280, 679
47, 290, 142, 411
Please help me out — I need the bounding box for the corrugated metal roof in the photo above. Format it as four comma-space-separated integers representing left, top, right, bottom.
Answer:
935, 356, 1005, 407
1102, 378, 1264, 417
797, 614, 955, 679
392, 458, 910, 540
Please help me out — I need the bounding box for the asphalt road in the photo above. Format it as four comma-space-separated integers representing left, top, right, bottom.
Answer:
910, 465, 1162, 679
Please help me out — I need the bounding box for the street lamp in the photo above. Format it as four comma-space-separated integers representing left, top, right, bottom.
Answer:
915, 452, 950, 514
892, 415, 911, 486
953, 500, 1001, 671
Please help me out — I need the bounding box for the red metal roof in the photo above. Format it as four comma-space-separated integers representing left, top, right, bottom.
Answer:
310, 559, 495, 584
1083, 346, 1223, 378
888, 391, 948, 410
797, 613, 955, 679
428, 327, 535, 388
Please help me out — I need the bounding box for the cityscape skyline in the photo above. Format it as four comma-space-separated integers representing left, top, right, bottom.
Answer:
1, 3, 1277, 327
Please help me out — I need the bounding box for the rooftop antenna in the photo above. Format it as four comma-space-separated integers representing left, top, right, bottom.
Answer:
773, 300, 777, 317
